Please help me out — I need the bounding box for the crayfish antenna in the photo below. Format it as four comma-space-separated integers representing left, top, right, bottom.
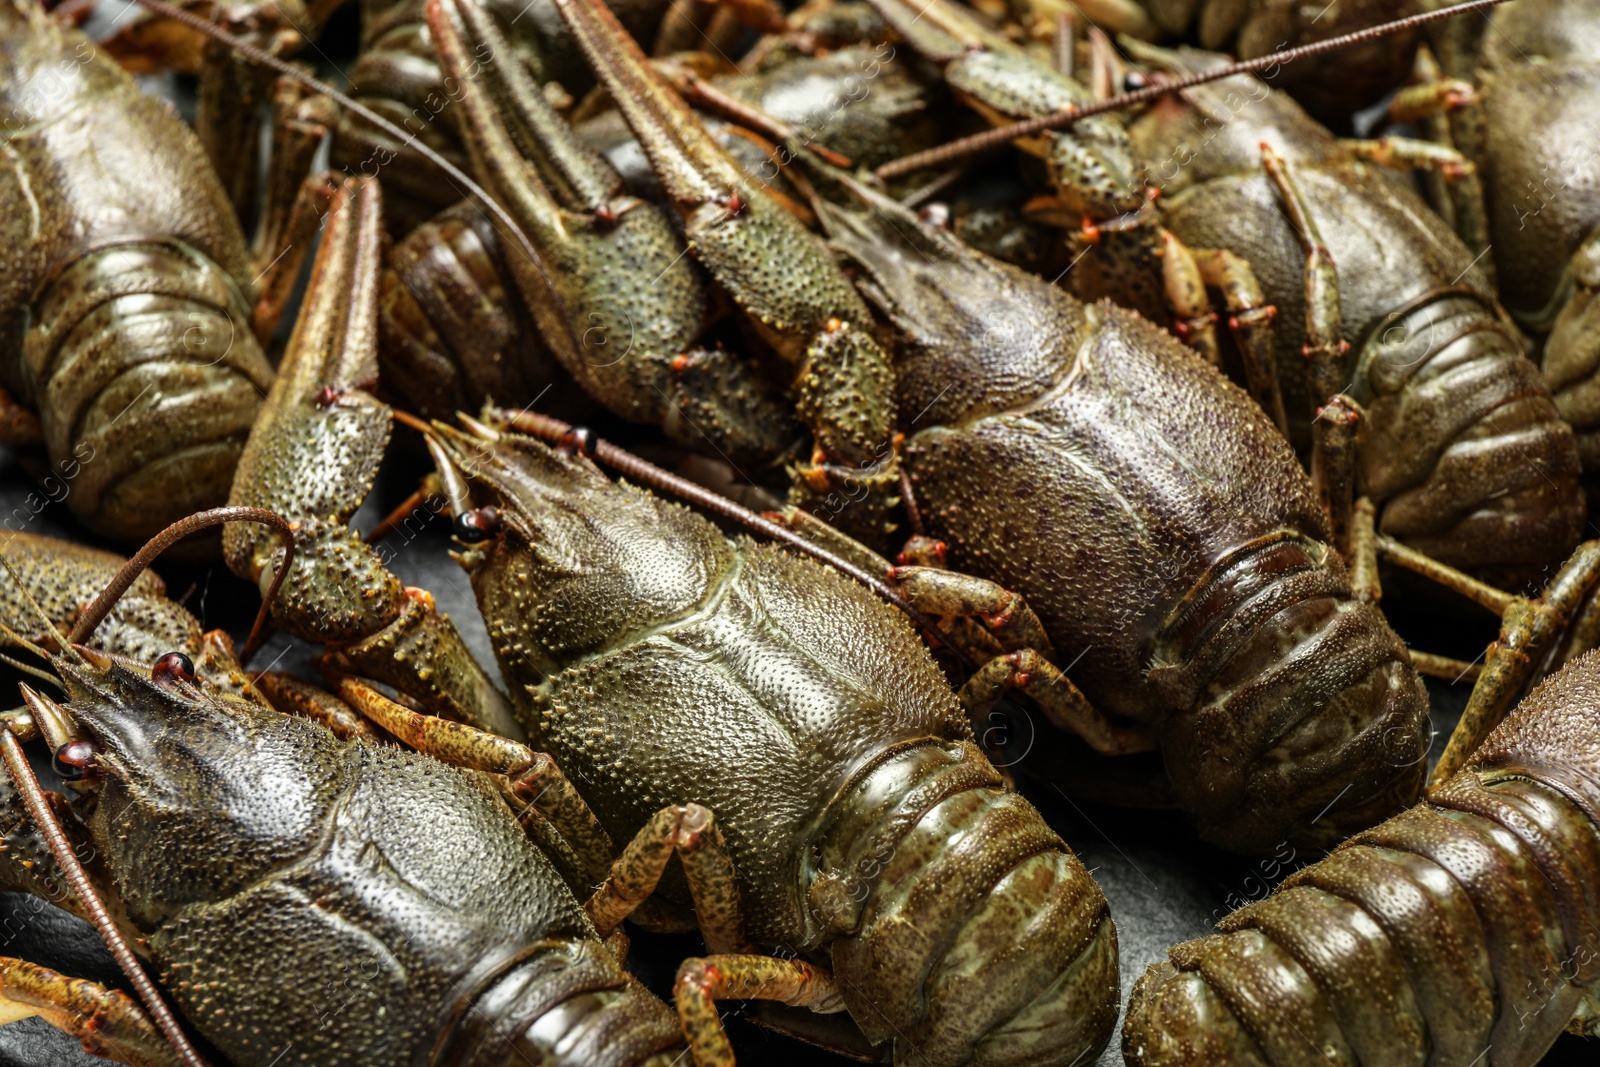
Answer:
67, 507, 297, 666
0, 614, 67, 689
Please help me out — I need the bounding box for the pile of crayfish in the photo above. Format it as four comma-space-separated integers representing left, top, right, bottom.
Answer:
1, 0, 1599, 1063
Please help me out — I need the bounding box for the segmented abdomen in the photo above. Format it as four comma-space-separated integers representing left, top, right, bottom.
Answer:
23, 242, 274, 543
446, 939, 685, 1067
379, 202, 588, 422
1125, 650, 1600, 1067
1150, 531, 1429, 855
816, 739, 1121, 1067
1354, 293, 1584, 580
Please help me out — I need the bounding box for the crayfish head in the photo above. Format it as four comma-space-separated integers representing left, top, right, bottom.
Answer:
427, 419, 731, 679
47, 652, 349, 927
49, 649, 240, 786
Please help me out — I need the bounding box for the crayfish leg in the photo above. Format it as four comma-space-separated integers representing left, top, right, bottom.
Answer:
224, 176, 518, 737
252, 671, 376, 739
0, 956, 184, 1067
586, 802, 751, 955
1379, 536, 1600, 787
675, 955, 846, 1067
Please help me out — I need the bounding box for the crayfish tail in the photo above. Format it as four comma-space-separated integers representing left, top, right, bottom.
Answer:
1151, 531, 1430, 855
439, 938, 685, 1067
25, 243, 275, 548
1357, 293, 1584, 584
816, 739, 1119, 1067
379, 204, 575, 425
1126, 649, 1600, 1067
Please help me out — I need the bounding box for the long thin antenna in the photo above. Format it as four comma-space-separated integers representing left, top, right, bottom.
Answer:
124, 0, 584, 363
481, 409, 977, 668
0, 724, 212, 1067
0, 636, 68, 689
874, 0, 1513, 180
68, 507, 296, 664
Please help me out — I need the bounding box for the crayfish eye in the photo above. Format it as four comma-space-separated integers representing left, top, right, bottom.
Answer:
52, 739, 100, 782
1123, 71, 1150, 92
453, 506, 502, 544
151, 652, 196, 688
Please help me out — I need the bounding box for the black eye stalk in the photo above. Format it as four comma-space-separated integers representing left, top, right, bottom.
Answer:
453, 506, 503, 544
151, 651, 196, 689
